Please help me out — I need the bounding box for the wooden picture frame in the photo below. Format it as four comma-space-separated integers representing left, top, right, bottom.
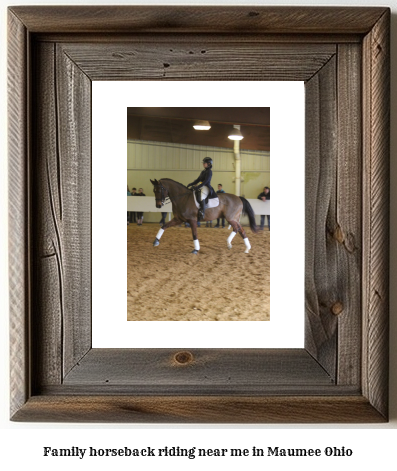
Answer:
8, 6, 390, 423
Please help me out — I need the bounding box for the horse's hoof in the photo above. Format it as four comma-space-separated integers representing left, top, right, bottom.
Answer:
153, 238, 160, 247
191, 249, 198, 254
244, 249, 250, 254
227, 244, 232, 250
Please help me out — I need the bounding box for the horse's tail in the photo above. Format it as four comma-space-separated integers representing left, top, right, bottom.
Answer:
240, 197, 259, 233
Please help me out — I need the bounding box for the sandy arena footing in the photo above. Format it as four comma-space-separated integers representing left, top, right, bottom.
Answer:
127, 223, 270, 321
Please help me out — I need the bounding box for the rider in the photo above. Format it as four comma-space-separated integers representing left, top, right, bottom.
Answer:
187, 157, 216, 220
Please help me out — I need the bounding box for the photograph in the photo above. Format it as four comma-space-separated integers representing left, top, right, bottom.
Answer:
5, 2, 393, 430
126, 107, 270, 321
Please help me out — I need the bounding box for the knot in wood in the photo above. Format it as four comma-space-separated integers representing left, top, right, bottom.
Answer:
331, 302, 344, 316
174, 351, 194, 365
333, 225, 344, 244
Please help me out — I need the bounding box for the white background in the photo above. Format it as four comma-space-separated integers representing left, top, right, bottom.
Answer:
1, 0, 396, 469
93, 81, 305, 348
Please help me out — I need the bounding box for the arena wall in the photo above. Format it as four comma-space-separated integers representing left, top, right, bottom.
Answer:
127, 140, 270, 223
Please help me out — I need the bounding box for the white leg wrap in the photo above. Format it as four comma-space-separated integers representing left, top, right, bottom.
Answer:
244, 238, 251, 250
156, 228, 165, 240
227, 232, 237, 244
194, 239, 200, 250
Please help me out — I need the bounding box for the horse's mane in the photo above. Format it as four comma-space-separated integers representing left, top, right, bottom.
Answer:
160, 178, 188, 190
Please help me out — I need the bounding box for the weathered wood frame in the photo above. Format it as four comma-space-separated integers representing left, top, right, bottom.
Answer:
8, 6, 390, 423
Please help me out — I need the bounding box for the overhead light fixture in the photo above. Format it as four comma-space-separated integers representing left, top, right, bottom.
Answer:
228, 125, 244, 140
193, 120, 211, 130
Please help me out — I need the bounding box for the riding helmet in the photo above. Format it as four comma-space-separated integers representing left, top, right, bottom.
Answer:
203, 157, 213, 168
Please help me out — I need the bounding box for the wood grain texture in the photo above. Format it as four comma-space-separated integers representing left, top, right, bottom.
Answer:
62, 349, 334, 391
11, 396, 385, 424
335, 44, 362, 386
8, 10, 29, 419
55, 44, 91, 377
8, 6, 390, 423
362, 9, 390, 419
59, 42, 335, 82
31, 41, 92, 388
32, 42, 63, 387
304, 56, 338, 378
9, 6, 387, 34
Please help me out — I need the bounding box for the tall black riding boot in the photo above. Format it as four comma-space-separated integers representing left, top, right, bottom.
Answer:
198, 200, 205, 221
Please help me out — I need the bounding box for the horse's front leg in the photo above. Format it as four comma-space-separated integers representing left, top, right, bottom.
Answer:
153, 217, 181, 247
188, 220, 200, 254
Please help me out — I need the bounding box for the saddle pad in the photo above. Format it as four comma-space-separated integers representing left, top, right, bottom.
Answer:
193, 186, 219, 209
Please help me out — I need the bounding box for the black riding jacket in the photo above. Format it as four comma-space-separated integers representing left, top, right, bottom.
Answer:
257, 190, 270, 201
189, 168, 216, 199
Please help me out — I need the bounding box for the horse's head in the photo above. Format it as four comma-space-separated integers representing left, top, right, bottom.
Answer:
150, 179, 169, 208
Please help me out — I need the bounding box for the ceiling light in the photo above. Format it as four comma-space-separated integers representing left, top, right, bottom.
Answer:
228, 125, 244, 140
193, 120, 211, 130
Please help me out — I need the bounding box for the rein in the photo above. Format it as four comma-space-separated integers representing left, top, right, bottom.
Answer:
156, 181, 192, 206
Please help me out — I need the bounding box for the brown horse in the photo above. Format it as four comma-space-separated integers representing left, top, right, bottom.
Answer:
150, 178, 258, 254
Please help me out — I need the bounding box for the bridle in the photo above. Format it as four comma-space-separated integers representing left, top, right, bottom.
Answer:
153, 180, 193, 207
153, 181, 170, 207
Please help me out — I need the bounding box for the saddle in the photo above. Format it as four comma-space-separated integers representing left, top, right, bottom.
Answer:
193, 186, 219, 209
